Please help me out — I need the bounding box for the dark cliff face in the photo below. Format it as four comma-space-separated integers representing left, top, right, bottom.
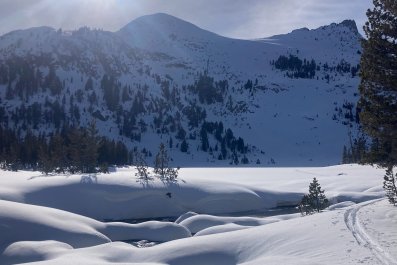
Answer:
339, 19, 360, 36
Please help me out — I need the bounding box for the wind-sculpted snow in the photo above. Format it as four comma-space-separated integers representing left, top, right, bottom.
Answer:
0, 165, 395, 264
181, 213, 299, 234
3, 200, 396, 265
0, 200, 191, 264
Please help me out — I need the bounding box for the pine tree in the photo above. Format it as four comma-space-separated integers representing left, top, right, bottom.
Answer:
154, 143, 178, 181
135, 153, 150, 181
38, 143, 53, 175
154, 143, 168, 179
50, 134, 68, 173
180, 139, 188, 153
358, 0, 397, 205
359, 0, 397, 165
298, 194, 312, 216
200, 126, 209, 152
68, 128, 84, 173
299, 178, 328, 215
84, 120, 99, 173
384, 167, 397, 205
342, 145, 349, 164
308, 177, 328, 212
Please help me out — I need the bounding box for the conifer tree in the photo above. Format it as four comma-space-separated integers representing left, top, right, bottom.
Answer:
84, 120, 99, 173
384, 167, 397, 205
154, 143, 168, 179
298, 194, 312, 216
38, 144, 53, 175
50, 134, 68, 173
135, 153, 150, 181
358, 0, 397, 205
180, 139, 188, 153
299, 178, 328, 215
308, 177, 328, 212
68, 128, 84, 173
342, 145, 349, 164
154, 143, 178, 181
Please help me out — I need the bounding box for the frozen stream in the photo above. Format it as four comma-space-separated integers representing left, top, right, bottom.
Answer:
116, 206, 299, 247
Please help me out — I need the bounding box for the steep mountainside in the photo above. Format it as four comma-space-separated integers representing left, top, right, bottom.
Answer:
0, 13, 363, 167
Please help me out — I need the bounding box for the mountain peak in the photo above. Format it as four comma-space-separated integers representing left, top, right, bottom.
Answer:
117, 13, 221, 51
119, 13, 202, 35
338, 19, 359, 35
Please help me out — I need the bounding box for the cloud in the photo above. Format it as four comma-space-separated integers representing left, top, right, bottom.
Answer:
219, 0, 372, 38
0, 0, 372, 38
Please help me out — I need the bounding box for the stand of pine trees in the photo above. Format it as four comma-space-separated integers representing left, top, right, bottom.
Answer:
135, 143, 179, 182
341, 136, 368, 164
0, 123, 131, 174
358, 0, 397, 205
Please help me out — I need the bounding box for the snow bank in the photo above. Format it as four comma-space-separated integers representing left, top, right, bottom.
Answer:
0, 199, 190, 261
175, 211, 197, 223
327, 201, 356, 210
9, 199, 396, 265
179, 214, 297, 234
2, 241, 72, 265
0, 165, 393, 265
0, 200, 110, 250
194, 223, 250, 236
0, 165, 384, 220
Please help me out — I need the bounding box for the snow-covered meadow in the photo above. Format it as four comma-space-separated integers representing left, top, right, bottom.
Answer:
1, 165, 396, 264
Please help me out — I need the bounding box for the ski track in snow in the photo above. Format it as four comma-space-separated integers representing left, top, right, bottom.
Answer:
344, 199, 397, 265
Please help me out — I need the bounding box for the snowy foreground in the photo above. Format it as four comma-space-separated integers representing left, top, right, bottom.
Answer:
0, 165, 396, 264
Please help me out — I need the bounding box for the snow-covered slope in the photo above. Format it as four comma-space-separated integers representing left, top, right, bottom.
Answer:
0, 14, 363, 166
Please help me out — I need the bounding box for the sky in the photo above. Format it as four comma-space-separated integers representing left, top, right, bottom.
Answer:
0, 0, 373, 39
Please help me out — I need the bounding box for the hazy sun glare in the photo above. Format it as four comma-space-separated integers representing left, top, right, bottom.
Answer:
17, 0, 142, 32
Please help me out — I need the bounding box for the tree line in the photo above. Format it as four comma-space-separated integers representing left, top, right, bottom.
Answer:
0, 122, 131, 173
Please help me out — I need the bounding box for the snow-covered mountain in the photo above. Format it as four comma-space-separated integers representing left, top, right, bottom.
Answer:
0, 13, 363, 166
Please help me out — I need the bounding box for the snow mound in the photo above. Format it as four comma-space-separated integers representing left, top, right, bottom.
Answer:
194, 223, 250, 237
2, 241, 72, 265
175, 211, 198, 224
0, 200, 110, 249
10, 199, 396, 265
179, 213, 299, 234
0, 200, 190, 256
180, 214, 275, 234
327, 201, 356, 210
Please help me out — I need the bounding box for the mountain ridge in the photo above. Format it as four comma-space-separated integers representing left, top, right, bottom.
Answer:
0, 13, 362, 167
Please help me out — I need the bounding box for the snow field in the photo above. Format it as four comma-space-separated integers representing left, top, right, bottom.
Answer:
0, 164, 395, 264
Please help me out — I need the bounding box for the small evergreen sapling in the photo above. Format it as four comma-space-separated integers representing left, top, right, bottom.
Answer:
308, 177, 328, 212
154, 143, 179, 181
299, 177, 328, 215
135, 153, 150, 181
